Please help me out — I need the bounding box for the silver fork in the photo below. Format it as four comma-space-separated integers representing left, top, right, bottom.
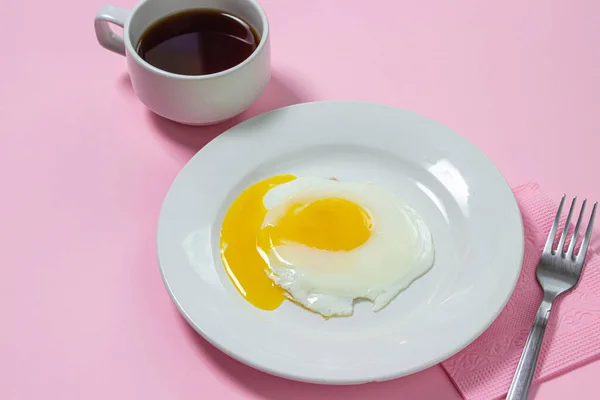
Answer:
506, 195, 597, 400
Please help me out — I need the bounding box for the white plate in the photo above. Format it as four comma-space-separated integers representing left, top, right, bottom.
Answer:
157, 101, 524, 384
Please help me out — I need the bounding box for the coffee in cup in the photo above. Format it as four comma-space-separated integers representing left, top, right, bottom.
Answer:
94, 0, 270, 125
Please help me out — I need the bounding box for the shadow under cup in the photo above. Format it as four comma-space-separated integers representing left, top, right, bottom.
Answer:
125, 0, 270, 125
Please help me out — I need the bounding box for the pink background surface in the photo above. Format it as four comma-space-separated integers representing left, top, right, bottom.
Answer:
1, 0, 599, 399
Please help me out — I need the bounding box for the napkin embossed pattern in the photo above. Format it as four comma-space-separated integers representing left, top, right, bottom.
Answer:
442, 183, 600, 400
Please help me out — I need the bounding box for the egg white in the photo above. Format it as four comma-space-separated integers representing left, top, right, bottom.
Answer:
261, 177, 435, 317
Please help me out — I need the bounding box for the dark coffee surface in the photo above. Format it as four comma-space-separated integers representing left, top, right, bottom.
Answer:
136, 9, 260, 76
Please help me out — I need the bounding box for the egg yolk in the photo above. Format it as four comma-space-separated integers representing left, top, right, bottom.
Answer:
220, 174, 373, 311
263, 198, 372, 251
220, 174, 295, 310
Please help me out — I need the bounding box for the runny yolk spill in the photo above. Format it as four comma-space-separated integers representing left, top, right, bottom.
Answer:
220, 174, 296, 310
220, 174, 373, 311
263, 198, 372, 251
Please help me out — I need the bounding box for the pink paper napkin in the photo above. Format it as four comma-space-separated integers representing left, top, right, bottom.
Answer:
442, 183, 600, 400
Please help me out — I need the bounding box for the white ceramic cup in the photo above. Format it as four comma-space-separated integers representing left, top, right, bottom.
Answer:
94, 0, 270, 125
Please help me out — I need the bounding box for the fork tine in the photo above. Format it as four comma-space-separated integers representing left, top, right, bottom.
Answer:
557, 197, 576, 254
544, 194, 566, 254
566, 199, 587, 259
576, 201, 598, 264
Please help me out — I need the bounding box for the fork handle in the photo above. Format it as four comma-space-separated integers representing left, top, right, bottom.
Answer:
506, 296, 554, 400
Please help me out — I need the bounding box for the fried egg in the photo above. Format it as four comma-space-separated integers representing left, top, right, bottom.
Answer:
219, 175, 435, 317
259, 177, 435, 317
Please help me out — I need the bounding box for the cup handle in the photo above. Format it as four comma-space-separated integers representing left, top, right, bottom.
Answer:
94, 4, 131, 56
